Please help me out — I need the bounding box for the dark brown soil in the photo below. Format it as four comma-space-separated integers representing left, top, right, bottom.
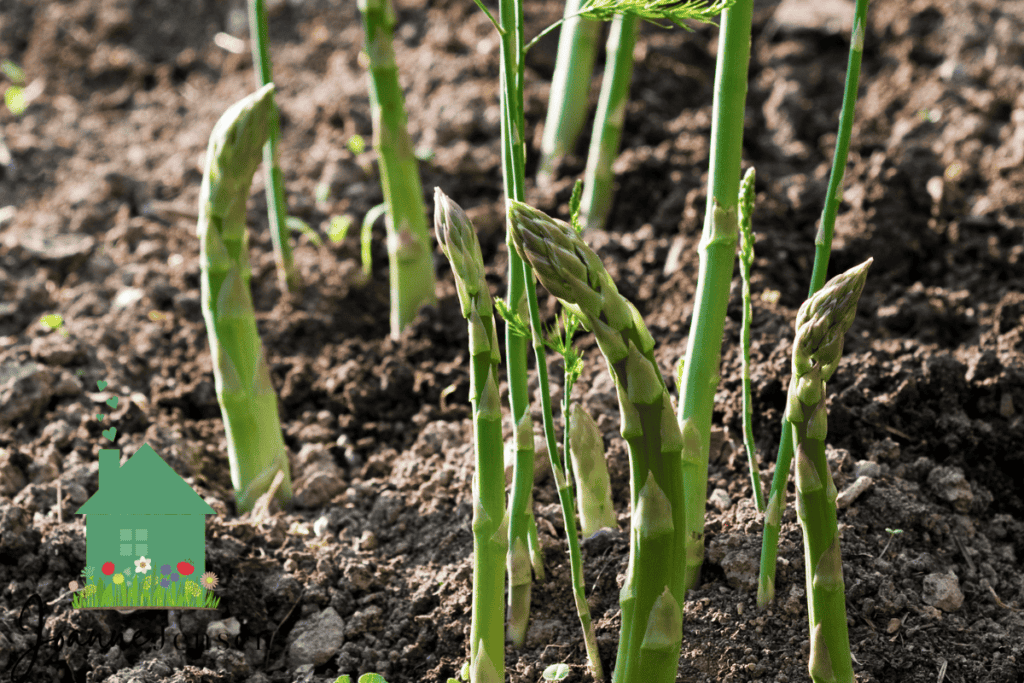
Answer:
1, 0, 1023, 682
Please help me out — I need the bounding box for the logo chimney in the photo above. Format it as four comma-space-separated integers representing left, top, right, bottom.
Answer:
98, 448, 121, 488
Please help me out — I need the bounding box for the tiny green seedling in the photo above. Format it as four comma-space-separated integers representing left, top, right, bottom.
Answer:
879, 528, 903, 558
542, 663, 571, 681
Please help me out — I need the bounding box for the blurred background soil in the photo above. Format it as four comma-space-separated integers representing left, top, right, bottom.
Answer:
1, 0, 1022, 681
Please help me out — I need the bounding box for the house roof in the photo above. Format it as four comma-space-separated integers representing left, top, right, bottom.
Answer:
76, 443, 216, 516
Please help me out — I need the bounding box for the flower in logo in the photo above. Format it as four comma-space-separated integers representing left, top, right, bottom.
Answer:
160, 564, 173, 575
101, 561, 115, 576
134, 556, 152, 574
183, 580, 201, 598
143, 575, 154, 590
160, 578, 170, 589
170, 572, 180, 582
112, 574, 124, 585
200, 572, 219, 590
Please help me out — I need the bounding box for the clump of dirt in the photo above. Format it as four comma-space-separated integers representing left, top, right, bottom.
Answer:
1, 0, 1022, 681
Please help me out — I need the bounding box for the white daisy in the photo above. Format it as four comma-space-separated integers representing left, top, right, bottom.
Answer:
134, 556, 152, 574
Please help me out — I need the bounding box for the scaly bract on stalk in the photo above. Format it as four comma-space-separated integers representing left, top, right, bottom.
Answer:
786, 258, 871, 683
197, 83, 293, 513
509, 200, 688, 683
434, 189, 506, 683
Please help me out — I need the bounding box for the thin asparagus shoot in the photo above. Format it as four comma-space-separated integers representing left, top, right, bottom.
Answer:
787, 258, 871, 683
568, 403, 617, 536
508, 200, 688, 683
538, 0, 601, 183
359, 0, 437, 339
737, 167, 764, 512
433, 189, 506, 683
758, 0, 870, 608
579, 13, 638, 231
197, 83, 293, 513
247, 0, 301, 293
676, 0, 754, 594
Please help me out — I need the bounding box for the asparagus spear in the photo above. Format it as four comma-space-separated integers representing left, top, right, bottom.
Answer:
568, 403, 617, 536
786, 258, 871, 683
197, 84, 293, 513
433, 189, 506, 683
579, 12, 638, 231
360, 0, 437, 339
538, 0, 601, 183
508, 200, 689, 683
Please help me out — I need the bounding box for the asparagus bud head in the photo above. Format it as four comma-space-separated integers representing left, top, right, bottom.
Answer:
434, 188, 488, 318
794, 259, 872, 382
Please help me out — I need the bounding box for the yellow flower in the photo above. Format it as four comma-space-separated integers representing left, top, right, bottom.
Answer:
184, 580, 201, 597
83, 584, 97, 597
112, 574, 124, 585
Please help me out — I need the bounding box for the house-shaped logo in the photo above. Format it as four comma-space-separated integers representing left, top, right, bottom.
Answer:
74, 443, 219, 609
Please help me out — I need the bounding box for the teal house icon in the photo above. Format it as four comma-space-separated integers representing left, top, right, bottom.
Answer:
75, 443, 217, 608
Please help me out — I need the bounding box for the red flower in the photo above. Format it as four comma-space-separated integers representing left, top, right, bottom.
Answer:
101, 561, 115, 576
177, 559, 195, 576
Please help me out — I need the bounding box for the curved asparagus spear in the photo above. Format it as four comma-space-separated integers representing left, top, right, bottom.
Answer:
434, 189, 506, 683
198, 84, 293, 513
508, 200, 688, 683
787, 258, 871, 683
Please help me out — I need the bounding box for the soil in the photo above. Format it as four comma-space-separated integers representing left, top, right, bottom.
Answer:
1, 0, 1023, 681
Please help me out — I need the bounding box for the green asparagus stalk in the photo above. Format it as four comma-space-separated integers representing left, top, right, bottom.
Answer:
197, 84, 293, 513
568, 403, 617, 536
758, 0, 870, 608
538, 0, 601, 182
359, 0, 437, 339
508, 200, 688, 683
676, 0, 754, 594
495, 0, 543, 650
737, 167, 764, 512
433, 189, 506, 683
247, 0, 301, 294
786, 258, 871, 683
579, 13, 638, 231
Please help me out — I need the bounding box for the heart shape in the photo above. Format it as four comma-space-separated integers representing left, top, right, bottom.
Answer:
102, 427, 117, 441
106, 397, 119, 409
97, 381, 108, 391
96, 413, 105, 421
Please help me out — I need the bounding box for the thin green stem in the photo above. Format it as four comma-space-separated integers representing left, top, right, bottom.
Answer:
538, 0, 601, 182
737, 167, 764, 512
810, 0, 869, 295
247, 0, 301, 294
497, 0, 541, 651
580, 13, 638, 231
359, 0, 437, 339
677, 0, 753, 594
